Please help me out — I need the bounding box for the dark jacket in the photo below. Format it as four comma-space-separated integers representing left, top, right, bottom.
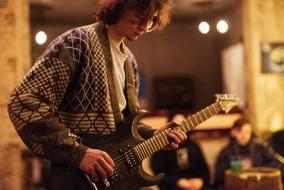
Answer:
214, 139, 279, 190
151, 139, 210, 190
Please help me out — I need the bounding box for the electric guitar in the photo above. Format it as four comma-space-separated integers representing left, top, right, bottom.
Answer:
51, 94, 238, 190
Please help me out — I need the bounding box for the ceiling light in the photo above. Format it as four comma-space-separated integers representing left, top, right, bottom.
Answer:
198, 21, 210, 34
216, 20, 229, 34
35, 31, 47, 45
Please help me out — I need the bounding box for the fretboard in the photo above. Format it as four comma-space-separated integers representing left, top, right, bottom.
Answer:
133, 102, 221, 161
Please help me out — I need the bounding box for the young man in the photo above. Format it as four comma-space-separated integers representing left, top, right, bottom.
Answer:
7, 0, 186, 189
214, 118, 278, 190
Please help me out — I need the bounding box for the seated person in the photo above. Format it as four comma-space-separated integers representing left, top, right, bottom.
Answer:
270, 129, 284, 182
151, 136, 210, 190
214, 118, 279, 190
271, 130, 284, 158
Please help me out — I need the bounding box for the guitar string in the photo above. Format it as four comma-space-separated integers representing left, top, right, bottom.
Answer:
112, 128, 176, 165
111, 105, 218, 168
95, 103, 226, 181
111, 125, 187, 169
111, 136, 165, 167
112, 137, 166, 167
87, 101, 234, 184
105, 121, 198, 178
111, 132, 171, 170
111, 112, 206, 168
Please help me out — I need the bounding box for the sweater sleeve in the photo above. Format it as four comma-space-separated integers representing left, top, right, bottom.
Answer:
7, 28, 88, 168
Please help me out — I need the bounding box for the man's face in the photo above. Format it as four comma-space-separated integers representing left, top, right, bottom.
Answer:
114, 9, 155, 41
231, 124, 252, 146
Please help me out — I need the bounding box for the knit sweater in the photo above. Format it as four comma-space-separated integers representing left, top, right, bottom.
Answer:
7, 23, 153, 168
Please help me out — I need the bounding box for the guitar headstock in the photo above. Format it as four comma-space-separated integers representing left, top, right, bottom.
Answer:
215, 94, 239, 113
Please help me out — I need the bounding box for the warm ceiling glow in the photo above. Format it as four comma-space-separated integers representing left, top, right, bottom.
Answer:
35, 31, 47, 45
216, 20, 229, 34
198, 21, 210, 34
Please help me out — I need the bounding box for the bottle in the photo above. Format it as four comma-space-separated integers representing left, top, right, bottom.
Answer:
230, 156, 241, 174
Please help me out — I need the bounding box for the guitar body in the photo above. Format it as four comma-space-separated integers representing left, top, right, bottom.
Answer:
48, 110, 164, 190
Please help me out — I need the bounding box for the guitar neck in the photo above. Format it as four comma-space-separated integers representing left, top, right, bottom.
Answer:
133, 102, 221, 161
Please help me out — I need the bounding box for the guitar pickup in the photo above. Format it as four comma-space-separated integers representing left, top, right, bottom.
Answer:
119, 145, 139, 172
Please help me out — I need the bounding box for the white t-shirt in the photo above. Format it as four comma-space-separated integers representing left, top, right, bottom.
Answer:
108, 33, 129, 112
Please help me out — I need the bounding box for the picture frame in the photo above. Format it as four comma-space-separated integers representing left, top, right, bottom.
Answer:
0, 0, 8, 7
261, 42, 284, 73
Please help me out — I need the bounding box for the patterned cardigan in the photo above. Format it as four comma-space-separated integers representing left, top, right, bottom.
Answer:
7, 23, 154, 168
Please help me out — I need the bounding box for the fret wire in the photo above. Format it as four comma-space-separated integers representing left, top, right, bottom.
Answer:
142, 142, 150, 158
200, 112, 205, 122
156, 134, 163, 149
149, 140, 154, 155
157, 136, 163, 149
138, 144, 146, 159
189, 116, 194, 127
137, 144, 144, 160
145, 141, 151, 156
212, 105, 217, 113
152, 137, 159, 151
162, 132, 169, 145
183, 121, 189, 132
212, 104, 218, 113
196, 112, 202, 123
201, 110, 208, 120
157, 135, 163, 149
209, 104, 214, 114
184, 119, 190, 130
201, 109, 207, 120
160, 132, 167, 146
206, 106, 213, 116
187, 120, 193, 131
189, 118, 195, 130
133, 147, 142, 160
146, 139, 154, 155
203, 108, 209, 118
194, 113, 199, 124
159, 135, 165, 147
184, 118, 191, 132
193, 115, 199, 125
199, 112, 204, 124
159, 133, 165, 146
134, 147, 142, 161
150, 139, 156, 154
180, 121, 187, 132
147, 143, 152, 157
151, 138, 158, 152
157, 133, 164, 147
179, 123, 184, 132
141, 142, 147, 158
160, 136, 166, 148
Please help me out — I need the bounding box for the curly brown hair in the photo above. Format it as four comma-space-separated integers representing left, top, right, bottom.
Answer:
95, 0, 173, 31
